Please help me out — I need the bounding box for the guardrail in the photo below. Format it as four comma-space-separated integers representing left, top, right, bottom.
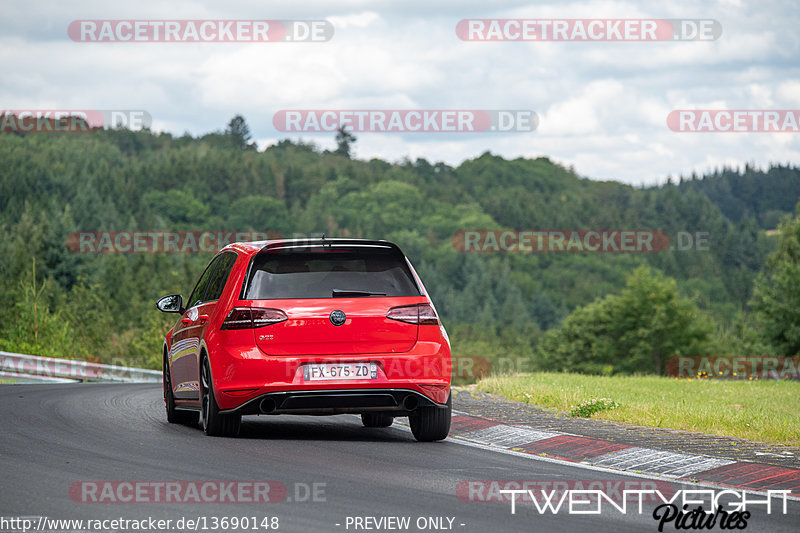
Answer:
0, 351, 161, 383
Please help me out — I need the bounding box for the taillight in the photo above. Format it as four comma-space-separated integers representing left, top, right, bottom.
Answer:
417, 304, 438, 325
386, 304, 439, 325
252, 308, 288, 327
221, 308, 287, 330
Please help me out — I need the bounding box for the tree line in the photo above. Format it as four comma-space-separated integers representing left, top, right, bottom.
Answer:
0, 116, 797, 375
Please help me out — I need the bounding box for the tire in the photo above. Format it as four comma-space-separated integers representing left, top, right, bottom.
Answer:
200, 357, 241, 437
164, 356, 199, 426
409, 393, 451, 442
361, 413, 394, 428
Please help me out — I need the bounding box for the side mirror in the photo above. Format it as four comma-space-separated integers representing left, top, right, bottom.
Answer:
156, 294, 184, 314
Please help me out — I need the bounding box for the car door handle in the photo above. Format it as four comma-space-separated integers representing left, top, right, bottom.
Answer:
181, 318, 192, 326
199, 314, 209, 324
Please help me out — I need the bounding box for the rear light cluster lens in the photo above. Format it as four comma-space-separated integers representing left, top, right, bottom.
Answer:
221, 308, 287, 330
386, 304, 439, 325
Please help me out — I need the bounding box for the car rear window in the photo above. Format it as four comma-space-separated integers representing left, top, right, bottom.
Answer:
243, 247, 422, 299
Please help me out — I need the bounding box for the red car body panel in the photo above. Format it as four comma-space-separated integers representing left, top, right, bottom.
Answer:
163, 239, 451, 415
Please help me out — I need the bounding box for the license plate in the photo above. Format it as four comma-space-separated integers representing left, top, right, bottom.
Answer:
303, 362, 377, 381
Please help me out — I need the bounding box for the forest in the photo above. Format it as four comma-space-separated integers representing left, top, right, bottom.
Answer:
1, 116, 798, 375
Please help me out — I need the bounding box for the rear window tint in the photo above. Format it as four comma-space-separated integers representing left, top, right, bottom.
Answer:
243, 248, 421, 299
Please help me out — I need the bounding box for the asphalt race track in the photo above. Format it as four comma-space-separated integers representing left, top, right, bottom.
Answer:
1, 384, 798, 532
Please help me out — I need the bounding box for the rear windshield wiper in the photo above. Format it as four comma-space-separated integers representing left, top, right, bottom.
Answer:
332, 289, 386, 297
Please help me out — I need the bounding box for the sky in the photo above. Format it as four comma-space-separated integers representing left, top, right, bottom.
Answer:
2, 0, 799, 185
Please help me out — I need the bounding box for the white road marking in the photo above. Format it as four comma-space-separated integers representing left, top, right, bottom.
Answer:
461, 424, 559, 447
385, 415, 800, 503
589, 447, 735, 476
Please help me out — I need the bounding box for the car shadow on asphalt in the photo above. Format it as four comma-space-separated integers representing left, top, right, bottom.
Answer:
235, 415, 419, 442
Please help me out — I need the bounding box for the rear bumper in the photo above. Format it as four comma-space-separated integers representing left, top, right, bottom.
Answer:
218, 388, 448, 416
210, 340, 451, 411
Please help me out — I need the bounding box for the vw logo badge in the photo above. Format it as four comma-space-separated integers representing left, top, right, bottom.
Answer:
330, 310, 346, 326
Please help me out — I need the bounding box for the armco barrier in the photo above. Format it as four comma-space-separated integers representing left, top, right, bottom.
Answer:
0, 370, 80, 383
0, 351, 161, 383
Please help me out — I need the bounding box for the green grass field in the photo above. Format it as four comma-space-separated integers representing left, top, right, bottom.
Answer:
475, 373, 800, 446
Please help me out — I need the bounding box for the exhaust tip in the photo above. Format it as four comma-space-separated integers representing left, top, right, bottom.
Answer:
259, 398, 276, 414
403, 395, 419, 411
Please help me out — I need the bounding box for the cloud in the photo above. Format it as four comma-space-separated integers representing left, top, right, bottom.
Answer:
0, 0, 797, 185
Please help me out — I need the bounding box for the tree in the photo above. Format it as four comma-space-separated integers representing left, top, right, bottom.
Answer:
751, 205, 800, 355
143, 189, 210, 223
334, 126, 356, 158
537, 266, 713, 375
228, 196, 290, 234
225, 115, 256, 151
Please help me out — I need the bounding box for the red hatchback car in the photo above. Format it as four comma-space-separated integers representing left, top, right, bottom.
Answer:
156, 238, 452, 441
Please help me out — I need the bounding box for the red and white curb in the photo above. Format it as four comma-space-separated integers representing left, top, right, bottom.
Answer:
448, 412, 800, 498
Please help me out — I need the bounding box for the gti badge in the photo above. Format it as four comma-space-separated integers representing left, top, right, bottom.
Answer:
330, 310, 346, 326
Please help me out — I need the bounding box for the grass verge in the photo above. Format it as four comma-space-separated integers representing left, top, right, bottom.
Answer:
475, 372, 800, 446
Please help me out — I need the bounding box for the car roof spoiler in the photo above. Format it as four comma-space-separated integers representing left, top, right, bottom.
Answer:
258, 238, 403, 254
